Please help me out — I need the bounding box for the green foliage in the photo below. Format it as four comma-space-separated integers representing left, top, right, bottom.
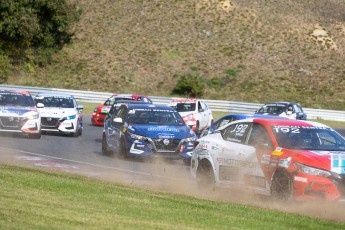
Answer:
0, 54, 11, 83
0, 0, 80, 68
172, 72, 204, 97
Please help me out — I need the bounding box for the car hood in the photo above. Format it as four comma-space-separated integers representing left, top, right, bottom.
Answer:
97, 105, 111, 113
127, 124, 195, 139
38, 108, 77, 118
178, 111, 195, 117
285, 149, 345, 174
0, 106, 38, 117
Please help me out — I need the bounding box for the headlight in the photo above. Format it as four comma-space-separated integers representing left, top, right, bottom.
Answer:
25, 114, 39, 120
127, 131, 147, 140
295, 162, 332, 178
60, 114, 76, 121
185, 135, 197, 142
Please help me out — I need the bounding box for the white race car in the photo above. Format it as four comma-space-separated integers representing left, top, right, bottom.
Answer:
35, 93, 83, 137
0, 90, 41, 139
168, 98, 213, 136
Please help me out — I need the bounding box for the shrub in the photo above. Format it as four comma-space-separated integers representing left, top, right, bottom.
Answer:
172, 73, 204, 97
0, 54, 11, 83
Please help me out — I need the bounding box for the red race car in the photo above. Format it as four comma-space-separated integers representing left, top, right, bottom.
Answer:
91, 94, 152, 126
191, 118, 345, 201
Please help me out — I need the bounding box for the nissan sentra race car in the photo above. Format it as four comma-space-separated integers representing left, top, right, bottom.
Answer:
35, 93, 83, 137
102, 103, 197, 161
191, 118, 345, 201
168, 98, 213, 136
0, 90, 41, 138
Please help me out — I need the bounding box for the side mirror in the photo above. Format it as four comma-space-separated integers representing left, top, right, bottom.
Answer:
77, 104, 84, 110
36, 103, 44, 108
113, 117, 123, 124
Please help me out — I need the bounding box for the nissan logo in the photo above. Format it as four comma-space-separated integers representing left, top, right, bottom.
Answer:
163, 139, 170, 145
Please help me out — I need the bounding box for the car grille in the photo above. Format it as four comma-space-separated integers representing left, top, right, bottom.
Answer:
151, 139, 181, 152
41, 117, 60, 128
0, 116, 24, 130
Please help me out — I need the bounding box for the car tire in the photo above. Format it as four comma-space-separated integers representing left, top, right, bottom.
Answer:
271, 169, 294, 201
102, 133, 113, 156
196, 160, 215, 191
118, 138, 127, 159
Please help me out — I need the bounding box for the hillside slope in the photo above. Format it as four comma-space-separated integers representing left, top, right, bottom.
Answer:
8, 0, 345, 109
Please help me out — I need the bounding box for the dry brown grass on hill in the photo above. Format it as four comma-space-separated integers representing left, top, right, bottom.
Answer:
8, 0, 345, 109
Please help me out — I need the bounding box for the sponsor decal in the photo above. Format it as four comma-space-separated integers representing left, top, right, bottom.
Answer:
216, 158, 260, 169
123, 127, 127, 132
261, 154, 271, 164
278, 157, 291, 168
331, 154, 345, 174
294, 176, 308, 183
272, 147, 284, 156
148, 127, 180, 132
158, 133, 174, 139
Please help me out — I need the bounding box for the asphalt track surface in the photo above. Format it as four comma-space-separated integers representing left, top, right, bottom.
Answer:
1, 115, 345, 224
0, 115, 195, 189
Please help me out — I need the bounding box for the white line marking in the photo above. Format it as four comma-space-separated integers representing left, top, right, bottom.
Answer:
0, 146, 166, 178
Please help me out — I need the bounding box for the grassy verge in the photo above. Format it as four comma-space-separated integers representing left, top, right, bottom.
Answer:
0, 164, 344, 229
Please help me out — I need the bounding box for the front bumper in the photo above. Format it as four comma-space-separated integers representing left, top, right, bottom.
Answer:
41, 117, 79, 134
125, 137, 194, 160
293, 173, 345, 201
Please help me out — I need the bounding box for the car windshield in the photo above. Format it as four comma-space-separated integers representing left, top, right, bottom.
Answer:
36, 96, 74, 108
272, 125, 345, 151
105, 96, 134, 106
258, 105, 286, 115
0, 93, 35, 107
171, 103, 196, 112
127, 109, 185, 126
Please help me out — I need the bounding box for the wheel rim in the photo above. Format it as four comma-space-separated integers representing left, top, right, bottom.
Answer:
271, 171, 293, 200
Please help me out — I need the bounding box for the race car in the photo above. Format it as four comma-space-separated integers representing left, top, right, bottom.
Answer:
255, 102, 307, 120
0, 90, 41, 139
102, 103, 197, 161
92, 94, 152, 126
191, 118, 345, 201
35, 93, 83, 137
168, 98, 213, 136
201, 113, 288, 137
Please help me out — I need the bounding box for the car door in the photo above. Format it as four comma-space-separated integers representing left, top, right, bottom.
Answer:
198, 101, 209, 129
105, 106, 127, 151
214, 122, 256, 186
245, 123, 274, 191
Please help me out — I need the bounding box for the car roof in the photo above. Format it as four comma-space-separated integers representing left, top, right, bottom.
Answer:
218, 114, 288, 121
263, 102, 298, 106
36, 92, 74, 98
170, 98, 199, 103
0, 90, 31, 96
126, 104, 175, 111
217, 118, 330, 132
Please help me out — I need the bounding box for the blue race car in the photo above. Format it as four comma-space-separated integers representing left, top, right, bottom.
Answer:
204, 113, 287, 136
102, 103, 197, 160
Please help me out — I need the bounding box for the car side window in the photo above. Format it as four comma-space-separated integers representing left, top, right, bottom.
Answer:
221, 122, 250, 144
247, 124, 273, 150
198, 101, 203, 112
201, 101, 208, 111
294, 104, 302, 113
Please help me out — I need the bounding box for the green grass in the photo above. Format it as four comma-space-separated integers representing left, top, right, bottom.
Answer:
1, 164, 344, 229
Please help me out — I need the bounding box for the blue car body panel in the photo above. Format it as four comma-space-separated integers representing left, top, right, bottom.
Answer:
103, 104, 196, 160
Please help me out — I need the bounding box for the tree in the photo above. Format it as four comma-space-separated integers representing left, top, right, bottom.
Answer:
0, 0, 80, 66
